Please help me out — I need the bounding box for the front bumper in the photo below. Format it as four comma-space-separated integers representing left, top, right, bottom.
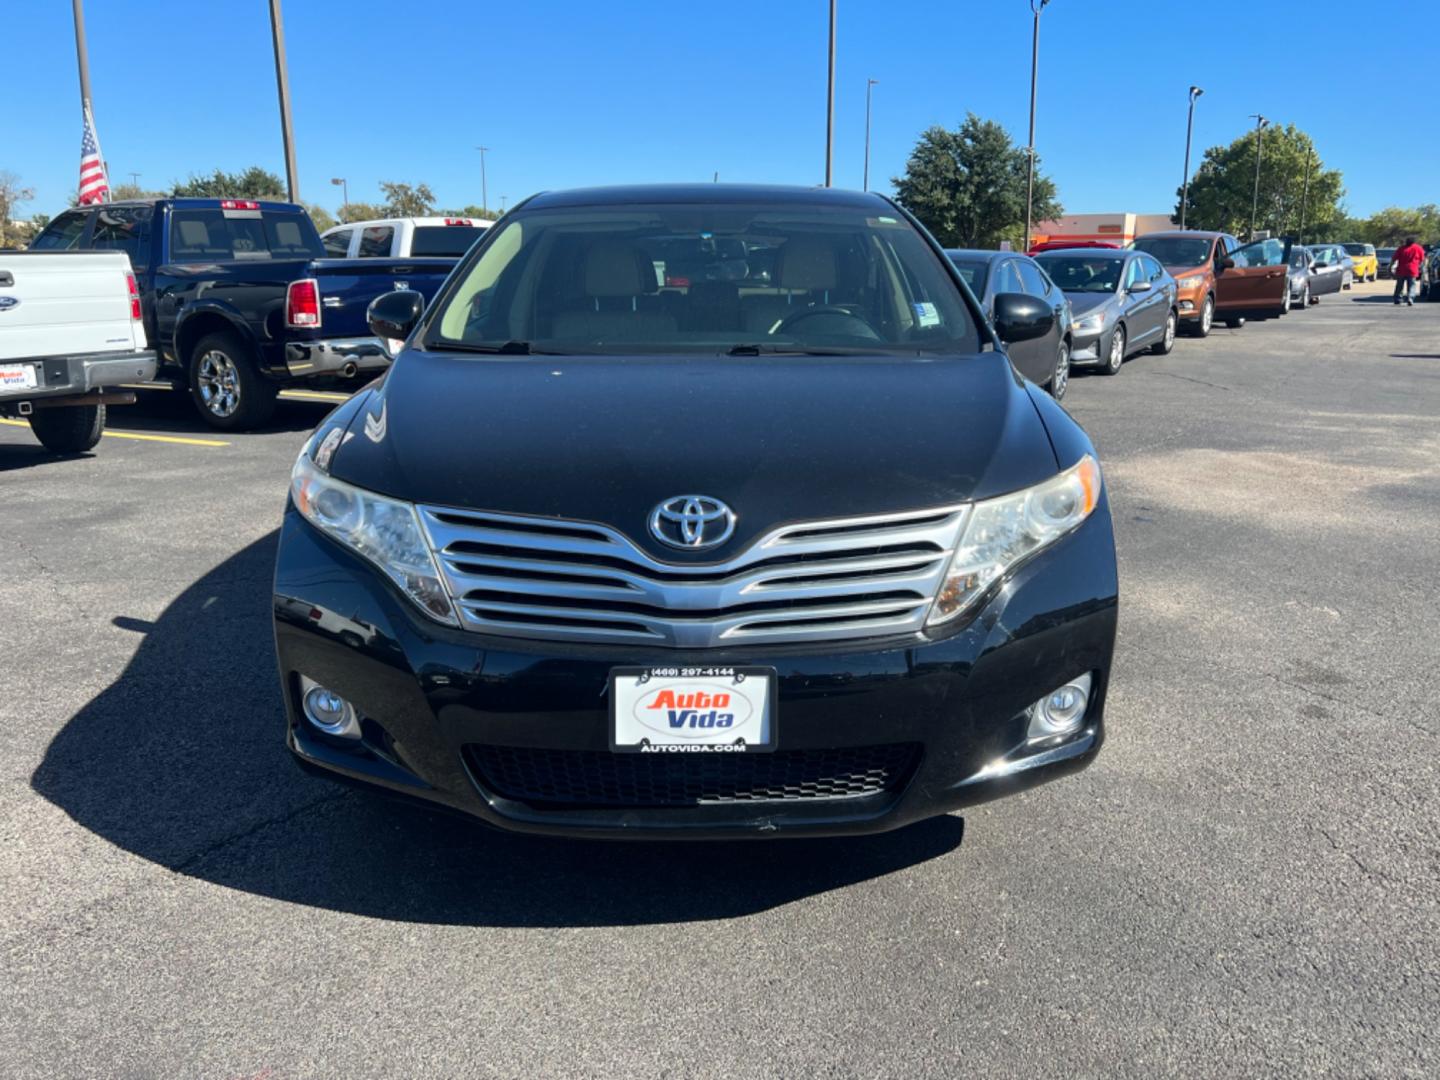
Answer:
273, 502, 1118, 839
1069, 329, 1105, 364
283, 337, 392, 379
0, 349, 156, 403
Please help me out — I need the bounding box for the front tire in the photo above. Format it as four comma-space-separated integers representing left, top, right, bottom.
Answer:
28, 404, 105, 453
1047, 339, 1071, 400
1192, 294, 1215, 337
1150, 310, 1177, 355
1100, 325, 1125, 375
188, 331, 277, 431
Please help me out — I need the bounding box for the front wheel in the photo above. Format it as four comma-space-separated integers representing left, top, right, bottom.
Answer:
1047, 340, 1071, 400
1150, 310, 1177, 355
1100, 325, 1125, 375
1193, 294, 1214, 338
28, 404, 105, 453
188, 331, 277, 431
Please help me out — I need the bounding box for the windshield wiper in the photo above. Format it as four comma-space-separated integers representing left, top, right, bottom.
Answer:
437, 340, 567, 355
726, 343, 870, 356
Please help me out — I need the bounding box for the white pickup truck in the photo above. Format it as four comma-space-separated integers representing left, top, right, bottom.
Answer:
0, 250, 156, 453
319, 216, 491, 260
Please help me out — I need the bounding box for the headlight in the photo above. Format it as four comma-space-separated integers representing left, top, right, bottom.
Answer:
927, 455, 1102, 626
1072, 312, 1104, 334
291, 446, 458, 626
1177, 274, 1204, 289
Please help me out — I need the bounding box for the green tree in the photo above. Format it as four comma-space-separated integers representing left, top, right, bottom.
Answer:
378, 181, 436, 217
1, 171, 37, 247
891, 115, 1061, 249
1361, 205, 1440, 247
1179, 125, 1344, 240
110, 181, 166, 201
172, 166, 287, 199
338, 201, 384, 223
437, 204, 501, 221
304, 203, 336, 232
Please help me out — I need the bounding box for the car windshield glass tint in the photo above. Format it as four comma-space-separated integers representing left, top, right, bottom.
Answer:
410, 226, 486, 257
947, 259, 988, 294
1342, 244, 1366, 255
30, 210, 90, 250
168, 209, 323, 262
1229, 238, 1286, 268
1033, 255, 1123, 292
1131, 237, 1212, 267
426, 202, 980, 355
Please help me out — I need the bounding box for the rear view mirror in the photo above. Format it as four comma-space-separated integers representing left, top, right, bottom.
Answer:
368, 290, 426, 345
991, 292, 1054, 345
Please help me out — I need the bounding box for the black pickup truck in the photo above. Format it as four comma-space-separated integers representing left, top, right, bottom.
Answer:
28, 198, 457, 428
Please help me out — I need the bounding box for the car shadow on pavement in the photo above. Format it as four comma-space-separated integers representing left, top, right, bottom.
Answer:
106, 391, 335, 436
31, 532, 965, 928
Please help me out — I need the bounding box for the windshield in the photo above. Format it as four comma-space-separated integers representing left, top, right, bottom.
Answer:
423, 202, 979, 355
1342, 243, 1367, 256
1378, 248, 1396, 259
1131, 236, 1212, 267
1033, 254, 1123, 293
947, 257, 989, 295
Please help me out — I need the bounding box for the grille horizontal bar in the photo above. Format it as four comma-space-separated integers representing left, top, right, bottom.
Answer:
420, 502, 967, 647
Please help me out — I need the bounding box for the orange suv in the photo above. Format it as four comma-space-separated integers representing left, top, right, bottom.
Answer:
1129, 231, 1252, 336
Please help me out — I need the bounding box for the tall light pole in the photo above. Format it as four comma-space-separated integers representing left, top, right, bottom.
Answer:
71, 0, 95, 131
499, 195, 507, 214
330, 177, 348, 221
268, 0, 300, 202
1248, 114, 1269, 240
863, 78, 878, 191
824, 0, 836, 187
1179, 85, 1203, 229
1024, 0, 1052, 251
475, 146, 490, 212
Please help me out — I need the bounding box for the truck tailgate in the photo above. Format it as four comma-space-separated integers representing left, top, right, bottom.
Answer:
307, 258, 457, 339
0, 252, 142, 362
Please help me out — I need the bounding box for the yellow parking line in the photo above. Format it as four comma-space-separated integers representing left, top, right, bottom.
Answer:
0, 418, 229, 447
280, 389, 352, 402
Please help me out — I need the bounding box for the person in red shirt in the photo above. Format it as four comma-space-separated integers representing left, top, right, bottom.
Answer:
1391, 237, 1425, 306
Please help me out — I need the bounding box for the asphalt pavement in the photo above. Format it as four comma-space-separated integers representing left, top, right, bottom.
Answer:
2, 281, 1436, 1079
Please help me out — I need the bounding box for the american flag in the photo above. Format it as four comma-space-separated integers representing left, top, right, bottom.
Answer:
78, 105, 109, 205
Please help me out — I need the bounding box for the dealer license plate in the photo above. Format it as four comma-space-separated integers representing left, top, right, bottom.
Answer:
610, 666, 776, 753
0, 364, 38, 390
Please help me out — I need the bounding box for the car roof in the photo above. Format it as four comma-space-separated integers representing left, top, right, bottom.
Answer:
1136, 230, 1226, 240
944, 249, 1012, 263
1034, 247, 1129, 259
521, 184, 891, 211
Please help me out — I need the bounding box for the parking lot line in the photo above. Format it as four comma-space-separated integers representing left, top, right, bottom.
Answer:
0, 418, 230, 447
279, 389, 352, 403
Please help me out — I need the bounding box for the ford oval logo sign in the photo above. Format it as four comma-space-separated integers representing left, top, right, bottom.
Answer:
649, 495, 735, 550
0, 296, 18, 311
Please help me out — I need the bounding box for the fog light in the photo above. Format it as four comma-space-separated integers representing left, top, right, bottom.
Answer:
1027, 673, 1093, 740
1179, 300, 1194, 311
300, 676, 361, 738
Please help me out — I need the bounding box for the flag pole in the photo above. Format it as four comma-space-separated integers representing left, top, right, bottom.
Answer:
72, 0, 94, 120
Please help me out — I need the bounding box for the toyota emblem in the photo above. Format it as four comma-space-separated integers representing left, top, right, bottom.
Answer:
649, 495, 736, 550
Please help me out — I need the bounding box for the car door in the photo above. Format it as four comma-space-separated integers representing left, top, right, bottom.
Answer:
1141, 254, 1171, 335
1216, 237, 1291, 311
1120, 256, 1158, 343
1014, 257, 1063, 382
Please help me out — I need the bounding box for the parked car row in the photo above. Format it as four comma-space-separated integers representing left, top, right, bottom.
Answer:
18, 198, 475, 430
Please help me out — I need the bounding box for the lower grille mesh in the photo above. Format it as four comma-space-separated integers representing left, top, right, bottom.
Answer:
466, 743, 922, 809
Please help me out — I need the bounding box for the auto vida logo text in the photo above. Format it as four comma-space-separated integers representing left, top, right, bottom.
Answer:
649, 495, 735, 550
632, 682, 757, 741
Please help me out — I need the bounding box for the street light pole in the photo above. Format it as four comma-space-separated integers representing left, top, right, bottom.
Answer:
476, 146, 490, 212
1249, 114, 1268, 240
71, 0, 95, 127
268, 0, 300, 202
824, 0, 836, 187
863, 78, 878, 191
1024, 0, 1052, 252
1179, 85, 1203, 229
1297, 145, 1313, 244
330, 177, 348, 221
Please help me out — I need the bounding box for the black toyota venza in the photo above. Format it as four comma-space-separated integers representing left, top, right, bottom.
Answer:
273, 185, 1118, 838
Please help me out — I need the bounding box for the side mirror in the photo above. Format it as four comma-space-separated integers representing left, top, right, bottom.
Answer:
1217, 256, 1236, 270
991, 292, 1054, 345
367, 289, 425, 345
1128, 280, 1153, 294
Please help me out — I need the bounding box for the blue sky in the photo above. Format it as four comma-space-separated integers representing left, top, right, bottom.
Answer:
7, 0, 1435, 220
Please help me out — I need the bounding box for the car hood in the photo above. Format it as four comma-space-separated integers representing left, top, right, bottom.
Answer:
1063, 292, 1117, 317
1163, 263, 1207, 279
327, 349, 1062, 558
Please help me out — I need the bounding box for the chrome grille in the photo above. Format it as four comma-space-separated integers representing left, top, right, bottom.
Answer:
419, 502, 968, 647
